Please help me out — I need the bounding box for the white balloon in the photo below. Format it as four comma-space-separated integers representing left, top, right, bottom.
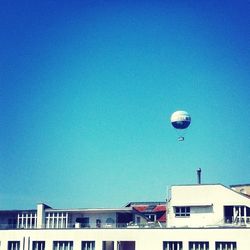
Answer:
170, 110, 191, 129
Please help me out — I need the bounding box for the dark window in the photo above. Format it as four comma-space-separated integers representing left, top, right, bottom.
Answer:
32, 241, 45, 250
53, 241, 73, 250
117, 241, 135, 250
215, 242, 237, 250
8, 241, 20, 250
82, 241, 95, 250
102, 241, 114, 250
163, 241, 183, 250
189, 241, 209, 250
175, 207, 190, 217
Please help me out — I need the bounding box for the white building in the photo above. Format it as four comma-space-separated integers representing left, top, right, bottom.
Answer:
1, 183, 250, 250
167, 184, 250, 228
230, 184, 250, 197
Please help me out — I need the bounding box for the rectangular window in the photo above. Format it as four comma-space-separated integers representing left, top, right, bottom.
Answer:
247, 206, 250, 224
32, 241, 45, 250
215, 242, 237, 250
53, 241, 73, 250
189, 241, 209, 250
82, 241, 95, 250
163, 241, 183, 250
175, 207, 190, 217
46, 213, 68, 228
8, 241, 20, 250
102, 241, 114, 250
17, 213, 37, 228
117, 241, 135, 250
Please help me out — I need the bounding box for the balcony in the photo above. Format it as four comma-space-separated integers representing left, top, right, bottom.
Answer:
224, 216, 250, 226
0, 221, 165, 230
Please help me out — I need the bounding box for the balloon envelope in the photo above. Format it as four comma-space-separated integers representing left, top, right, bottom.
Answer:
171, 111, 191, 129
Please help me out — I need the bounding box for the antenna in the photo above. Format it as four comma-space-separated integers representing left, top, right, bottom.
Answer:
197, 168, 201, 184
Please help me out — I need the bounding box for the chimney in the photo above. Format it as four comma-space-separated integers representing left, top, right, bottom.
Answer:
197, 168, 201, 184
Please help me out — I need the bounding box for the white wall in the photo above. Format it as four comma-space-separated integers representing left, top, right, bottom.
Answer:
167, 184, 250, 228
0, 227, 249, 250
37, 204, 45, 228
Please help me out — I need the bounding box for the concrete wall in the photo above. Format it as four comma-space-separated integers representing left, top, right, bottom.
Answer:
0, 227, 249, 250
167, 184, 250, 228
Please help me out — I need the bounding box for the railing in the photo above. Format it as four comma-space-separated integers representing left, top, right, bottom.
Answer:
0, 222, 165, 230
224, 216, 250, 226
0, 224, 37, 230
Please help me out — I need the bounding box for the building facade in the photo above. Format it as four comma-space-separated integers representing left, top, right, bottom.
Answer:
1, 184, 250, 250
167, 184, 250, 228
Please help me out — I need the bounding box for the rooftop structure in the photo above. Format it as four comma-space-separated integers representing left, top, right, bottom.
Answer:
230, 184, 250, 197
167, 184, 250, 228
0, 202, 166, 230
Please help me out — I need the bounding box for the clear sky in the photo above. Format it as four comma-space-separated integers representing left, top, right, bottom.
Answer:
1, 0, 250, 210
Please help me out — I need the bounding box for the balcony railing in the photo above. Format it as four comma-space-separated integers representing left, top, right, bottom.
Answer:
224, 216, 250, 225
0, 221, 165, 230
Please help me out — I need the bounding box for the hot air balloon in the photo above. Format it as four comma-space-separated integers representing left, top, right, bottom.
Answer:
170, 110, 191, 141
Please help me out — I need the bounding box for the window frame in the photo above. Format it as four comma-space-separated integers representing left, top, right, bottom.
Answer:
53, 241, 73, 250
189, 241, 209, 250
8, 241, 20, 250
215, 241, 237, 250
175, 206, 190, 217
163, 241, 183, 250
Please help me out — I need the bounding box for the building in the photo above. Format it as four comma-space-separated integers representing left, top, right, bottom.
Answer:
0, 202, 166, 230
230, 184, 250, 197
125, 202, 166, 228
167, 184, 250, 228
0, 184, 250, 250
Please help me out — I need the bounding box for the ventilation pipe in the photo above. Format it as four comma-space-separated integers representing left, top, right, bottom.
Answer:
197, 168, 201, 184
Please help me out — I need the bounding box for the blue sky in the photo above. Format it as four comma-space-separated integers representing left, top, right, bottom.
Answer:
1, 0, 250, 209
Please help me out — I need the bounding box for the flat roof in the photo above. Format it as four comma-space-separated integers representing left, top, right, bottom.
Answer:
125, 201, 166, 207
45, 207, 133, 213
230, 184, 250, 187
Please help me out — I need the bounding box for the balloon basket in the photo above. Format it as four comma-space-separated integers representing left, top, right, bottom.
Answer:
178, 136, 184, 141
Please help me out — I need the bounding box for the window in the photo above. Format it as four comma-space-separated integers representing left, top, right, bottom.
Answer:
32, 241, 45, 250
189, 242, 209, 250
117, 241, 135, 250
17, 213, 37, 228
215, 242, 237, 250
8, 241, 20, 250
82, 241, 95, 250
224, 206, 250, 224
46, 213, 68, 228
163, 241, 183, 250
102, 241, 114, 250
175, 207, 190, 217
53, 241, 73, 250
